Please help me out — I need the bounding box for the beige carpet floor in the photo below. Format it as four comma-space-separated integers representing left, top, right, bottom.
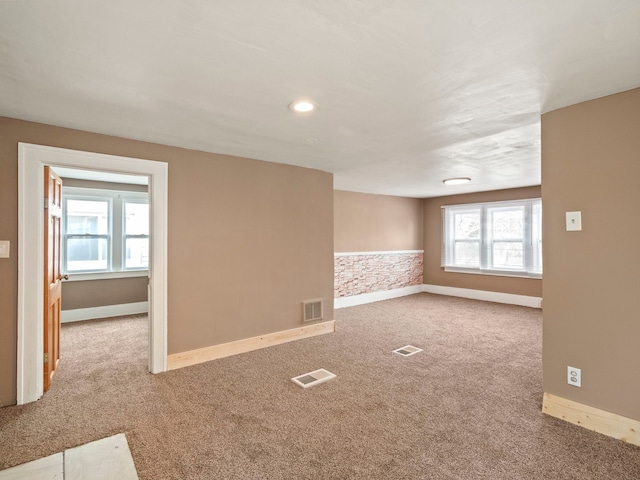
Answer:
1, 294, 639, 479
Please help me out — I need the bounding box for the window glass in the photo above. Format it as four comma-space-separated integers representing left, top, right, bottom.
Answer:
490, 207, 524, 269
125, 238, 149, 269
65, 199, 110, 272
124, 201, 149, 269
454, 241, 480, 268
67, 238, 109, 271
442, 199, 541, 278
66, 199, 109, 235
62, 188, 148, 274
125, 202, 149, 235
452, 210, 480, 267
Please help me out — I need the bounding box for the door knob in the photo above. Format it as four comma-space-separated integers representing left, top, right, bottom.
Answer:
60, 274, 69, 281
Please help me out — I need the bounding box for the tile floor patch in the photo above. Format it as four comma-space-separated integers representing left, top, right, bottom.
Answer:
0, 453, 63, 480
65, 433, 138, 480
0, 434, 138, 480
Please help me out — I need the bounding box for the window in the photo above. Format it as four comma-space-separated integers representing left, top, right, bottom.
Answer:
123, 200, 149, 269
442, 198, 542, 278
63, 187, 149, 273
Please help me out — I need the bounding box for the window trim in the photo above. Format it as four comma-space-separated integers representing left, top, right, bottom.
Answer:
441, 198, 542, 279
62, 186, 149, 275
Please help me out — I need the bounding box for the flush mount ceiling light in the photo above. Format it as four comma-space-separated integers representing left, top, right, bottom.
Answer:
443, 177, 471, 186
288, 100, 317, 113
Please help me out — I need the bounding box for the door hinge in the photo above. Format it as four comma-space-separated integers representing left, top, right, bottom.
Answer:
44, 353, 48, 364
44, 197, 49, 209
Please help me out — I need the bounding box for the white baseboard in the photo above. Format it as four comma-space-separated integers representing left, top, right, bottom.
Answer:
168, 320, 336, 370
421, 284, 542, 308
335, 284, 541, 309
61, 301, 149, 323
543, 393, 640, 447
334, 285, 424, 309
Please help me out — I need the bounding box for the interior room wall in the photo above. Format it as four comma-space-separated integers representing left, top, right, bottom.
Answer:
334, 190, 423, 252
541, 87, 640, 421
334, 190, 423, 298
59, 178, 149, 313
422, 186, 542, 297
62, 277, 148, 311
0, 116, 334, 406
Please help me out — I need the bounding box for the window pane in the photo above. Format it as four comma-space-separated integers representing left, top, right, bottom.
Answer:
454, 241, 480, 267
125, 202, 149, 235
531, 202, 543, 272
66, 199, 109, 235
454, 212, 480, 239
125, 237, 149, 269
492, 241, 523, 269
491, 208, 523, 240
67, 237, 108, 271
443, 199, 542, 276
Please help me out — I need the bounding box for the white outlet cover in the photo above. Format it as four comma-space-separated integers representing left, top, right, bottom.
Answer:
567, 366, 582, 387
565, 211, 582, 231
0, 240, 10, 258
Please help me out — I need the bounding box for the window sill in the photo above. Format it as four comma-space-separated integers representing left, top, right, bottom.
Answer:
63, 270, 149, 282
443, 267, 542, 280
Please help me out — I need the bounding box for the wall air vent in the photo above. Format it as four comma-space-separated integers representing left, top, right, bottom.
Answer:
291, 368, 336, 389
302, 299, 323, 323
393, 345, 423, 356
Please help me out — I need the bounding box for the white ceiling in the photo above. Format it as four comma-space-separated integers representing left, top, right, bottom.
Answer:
1, 1, 639, 198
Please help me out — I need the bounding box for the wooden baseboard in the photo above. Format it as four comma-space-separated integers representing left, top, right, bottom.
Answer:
167, 320, 336, 371
542, 392, 640, 447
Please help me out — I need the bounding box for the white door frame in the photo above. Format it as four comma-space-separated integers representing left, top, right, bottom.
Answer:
17, 143, 168, 404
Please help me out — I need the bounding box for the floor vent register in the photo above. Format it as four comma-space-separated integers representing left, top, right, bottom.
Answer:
392, 345, 423, 356
291, 369, 336, 389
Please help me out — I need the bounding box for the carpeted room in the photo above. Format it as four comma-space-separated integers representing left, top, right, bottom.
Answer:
1, 294, 639, 479
1, 3, 640, 479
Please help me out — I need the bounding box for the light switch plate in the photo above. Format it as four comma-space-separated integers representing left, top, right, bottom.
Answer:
0, 240, 10, 258
566, 211, 582, 231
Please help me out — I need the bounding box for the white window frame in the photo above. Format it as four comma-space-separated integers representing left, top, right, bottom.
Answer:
62, 187, 149, 275
442, 198, 542, 279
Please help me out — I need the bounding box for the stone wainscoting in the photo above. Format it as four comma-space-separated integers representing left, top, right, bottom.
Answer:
334, 250, 423, 298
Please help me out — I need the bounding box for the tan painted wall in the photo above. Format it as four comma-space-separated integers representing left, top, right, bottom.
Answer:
541, 88, 640, 420
0, 116, 334, 406
423, 187, 542, 297
334, 190, 423, 252
62, 277, 148, 310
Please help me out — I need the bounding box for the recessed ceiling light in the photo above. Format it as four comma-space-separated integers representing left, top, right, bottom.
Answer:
289, 100, 317, 113
443, 177, 471, 185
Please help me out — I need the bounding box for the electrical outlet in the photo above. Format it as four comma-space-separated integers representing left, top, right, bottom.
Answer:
566, 211, 582, 231
567, 366, 581, 387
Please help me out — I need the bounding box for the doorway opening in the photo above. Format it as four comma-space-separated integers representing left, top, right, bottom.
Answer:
17, 143, 168, 404
54, 166, 151, 389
